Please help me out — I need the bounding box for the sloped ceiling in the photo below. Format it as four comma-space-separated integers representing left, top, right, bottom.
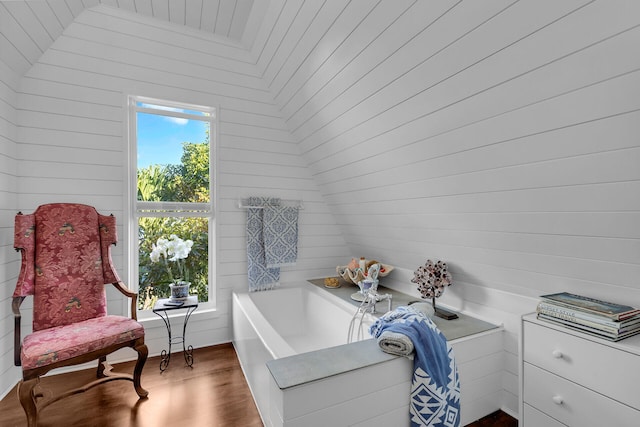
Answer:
0, 0, 262, 75
248, 0, 640, 304
2, 0, 640, 306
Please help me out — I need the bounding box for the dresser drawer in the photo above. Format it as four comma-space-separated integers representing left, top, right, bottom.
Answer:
523, 320, 640, 408
523, 404, 566, 427
523, 363, 640, 426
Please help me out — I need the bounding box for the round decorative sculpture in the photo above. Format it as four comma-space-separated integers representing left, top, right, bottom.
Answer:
412, 260, 451, 299
411, 259, 457, 319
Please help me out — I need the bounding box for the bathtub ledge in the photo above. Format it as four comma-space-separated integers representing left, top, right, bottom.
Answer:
266, 338, 395, 389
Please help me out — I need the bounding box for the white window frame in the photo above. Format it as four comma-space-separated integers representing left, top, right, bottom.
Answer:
127, 95, 217, 317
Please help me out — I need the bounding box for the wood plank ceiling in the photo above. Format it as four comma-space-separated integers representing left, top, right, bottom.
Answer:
1, 0, 256, 75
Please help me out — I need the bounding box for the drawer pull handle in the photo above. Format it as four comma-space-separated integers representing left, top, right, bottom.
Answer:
552, 395, 564, 405
552, 350, 563, 359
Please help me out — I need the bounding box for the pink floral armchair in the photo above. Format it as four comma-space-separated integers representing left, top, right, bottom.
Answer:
12, 203, 148, 426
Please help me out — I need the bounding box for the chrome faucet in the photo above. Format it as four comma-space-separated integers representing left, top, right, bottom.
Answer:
348, 286, 393, 343
347, 263, 393, 343
372, 291, 392, 313
361, 286, 392, 314
357, 263, 392, 314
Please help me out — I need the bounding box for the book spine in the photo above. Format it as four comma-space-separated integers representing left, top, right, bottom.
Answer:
538, 314, 640, 341
537, 314, 621, 338
538, 315, 637, 342
536, 308, 620, 334
537, 302, 624, 327
540, 298, 627, 321
541, 293, 640, 320
618, 310, 640, 321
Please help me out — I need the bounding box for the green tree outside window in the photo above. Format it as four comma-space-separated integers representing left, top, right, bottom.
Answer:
137, 140, 210, 310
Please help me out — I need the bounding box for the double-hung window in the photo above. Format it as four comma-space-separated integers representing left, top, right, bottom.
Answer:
128, 96, 215, 314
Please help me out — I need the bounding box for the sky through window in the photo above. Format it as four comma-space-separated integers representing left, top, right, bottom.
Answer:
136, 103, 210, 169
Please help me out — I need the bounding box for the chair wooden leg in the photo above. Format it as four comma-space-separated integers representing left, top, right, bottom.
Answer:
17, 378, 39, 427
97, 355, 107, 378
133, 342, 149, 398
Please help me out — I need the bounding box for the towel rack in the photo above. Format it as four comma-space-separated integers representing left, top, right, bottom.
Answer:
237, 198, 304, 210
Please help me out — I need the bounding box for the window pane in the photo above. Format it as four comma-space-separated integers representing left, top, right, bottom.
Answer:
136, 111, 210, 203
138, 216, 209, 310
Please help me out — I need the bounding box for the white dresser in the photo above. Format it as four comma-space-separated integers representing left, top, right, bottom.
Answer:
521, 313, 640, 426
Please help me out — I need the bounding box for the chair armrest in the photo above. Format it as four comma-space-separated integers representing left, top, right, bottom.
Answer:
12, 296, 25, 366
110, 282, 139, 321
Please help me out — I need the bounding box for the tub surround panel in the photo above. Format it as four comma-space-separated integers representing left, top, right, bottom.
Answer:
269, 325, 503, 427
234, 280, 502, 426
273, 356, 414, 426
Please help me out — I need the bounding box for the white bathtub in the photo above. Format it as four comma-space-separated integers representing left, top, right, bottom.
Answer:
232, 282, 375, 423
232, 281, 504, 427
234, 283, 373, 357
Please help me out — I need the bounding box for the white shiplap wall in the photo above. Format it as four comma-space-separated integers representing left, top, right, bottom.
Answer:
0, 0, 22, 394
0, 53, 20, 398
252, 0, 640, 417
0, 4, 351, 399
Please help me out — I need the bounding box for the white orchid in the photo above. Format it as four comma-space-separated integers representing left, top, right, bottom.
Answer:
167, 234, 193, 261
150, 235, 194, 283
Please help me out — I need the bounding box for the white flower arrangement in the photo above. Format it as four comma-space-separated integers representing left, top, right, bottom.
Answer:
150, 234, 194, 284
411, 259, 452, 299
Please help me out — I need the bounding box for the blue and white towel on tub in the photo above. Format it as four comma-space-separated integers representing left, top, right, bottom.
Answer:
370, 306, 460, 427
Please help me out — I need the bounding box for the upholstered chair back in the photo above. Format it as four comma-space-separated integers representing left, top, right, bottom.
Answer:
14, 203, 121, 331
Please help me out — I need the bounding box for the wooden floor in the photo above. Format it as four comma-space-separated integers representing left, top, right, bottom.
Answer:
0, 343, 262, 427
465, 410, 518, 427
0, 343, 517, 426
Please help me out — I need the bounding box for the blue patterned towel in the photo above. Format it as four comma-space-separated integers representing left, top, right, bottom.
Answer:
246, 197, 280, 291
264, 205, 298, 268
370, 306, 460, 427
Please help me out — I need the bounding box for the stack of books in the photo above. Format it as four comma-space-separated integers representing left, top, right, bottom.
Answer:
537, 292, 640, 341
